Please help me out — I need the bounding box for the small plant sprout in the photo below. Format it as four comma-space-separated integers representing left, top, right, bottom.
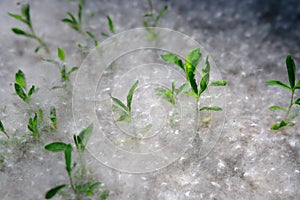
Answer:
266, 54, 300, 130
161, 48, 227, 112
14, 70, 37, 103
8, 4, 50, 53
42, 48, 79, 89
45, 124, 109, 199
27, 113, 39, 140
0, 120, 10, 139
155, 82, 189, 105
111, 80, 139, 122
49, 106, 57, 131
61, 0, 84, 34
142, 0, 168, 39
101, 16, 115, 37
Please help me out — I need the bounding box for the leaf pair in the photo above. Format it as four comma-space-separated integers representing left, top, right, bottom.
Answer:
111, 80, 139, 122
14, 70, 36, 103
61, 1, 83, 33
8, 4, 49, 53
155, 82, 189, 105
266, 55, 300, 130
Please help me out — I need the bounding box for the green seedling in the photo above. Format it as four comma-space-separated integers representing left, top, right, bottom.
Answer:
0, 120, 10, 139
27, 113, 39, 140
42, 48, 78, 89
266, 54, 300, 130
142, 0, 168, 39
45, 124, 109, 199
14, 70, 37, 103
8, 4, 49, 53
49, 106, 57, 131
155, 82, 189, 105
161, 48, 227, 112
111, 80, 139, 122
62, 0, 84, 33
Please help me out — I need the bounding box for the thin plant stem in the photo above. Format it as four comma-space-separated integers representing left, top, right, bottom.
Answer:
285, 89, 295, 121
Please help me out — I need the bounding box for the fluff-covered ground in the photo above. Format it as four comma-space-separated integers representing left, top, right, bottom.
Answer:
0, 0, 300, 199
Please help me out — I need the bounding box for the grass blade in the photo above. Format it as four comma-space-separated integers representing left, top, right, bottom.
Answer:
127, 80, 139, 112
266, 80, 291, 90
286, 54, 296, 88
161, 53, 184, 72
45, 184, 66, 199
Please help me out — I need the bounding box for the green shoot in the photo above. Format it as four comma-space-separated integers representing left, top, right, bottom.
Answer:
14, 70, 37, 103
142, 0, 168, 39
161, 48, 227, 112
42, 48, 78, 89
27, 113, 39, 140
61, 0, 84, 33
266, 54, 300, 130
8, 4, 49, 53
155, 82, 189, 105
101, 16, 115, 37
0, 120, 10, 139
111, 80, 139, 122
45, 124, 109, 199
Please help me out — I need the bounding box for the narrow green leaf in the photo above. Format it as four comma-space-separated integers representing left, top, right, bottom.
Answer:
14, 83, 28, 102
269, 106, 286, 111
107, 16, 114, 33
58, 48, 65, 61
199, 57, 210, 95
111, 97, 128, 112
86, 31, 99, 46
21, 4, 30, 22
154, 5, 168, 26
15, 70, 26, 89
271, 120, 287, 130
0, 120, 5, 133
199, 106, 222, 111
295, 98, 300, 105
210, 80, 227, 86
28, 85, 36, 97
175, 83, 190, 95
127, 80, 139, 112
67, 12, 77, 24
64, 144, 72, 174
67, 66, 79, 78
34, 46, 41, 53
45, 184, 66, 199
11, 28, 34, 38
78, 124, 93, 150
286, 54, 296, 88
45, 142, 69, 152
266, 80, 291, 90
78, 2, 82, 24
161, 53, 184, 72
99, 190, 109, 200
8, 13, 27, 24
